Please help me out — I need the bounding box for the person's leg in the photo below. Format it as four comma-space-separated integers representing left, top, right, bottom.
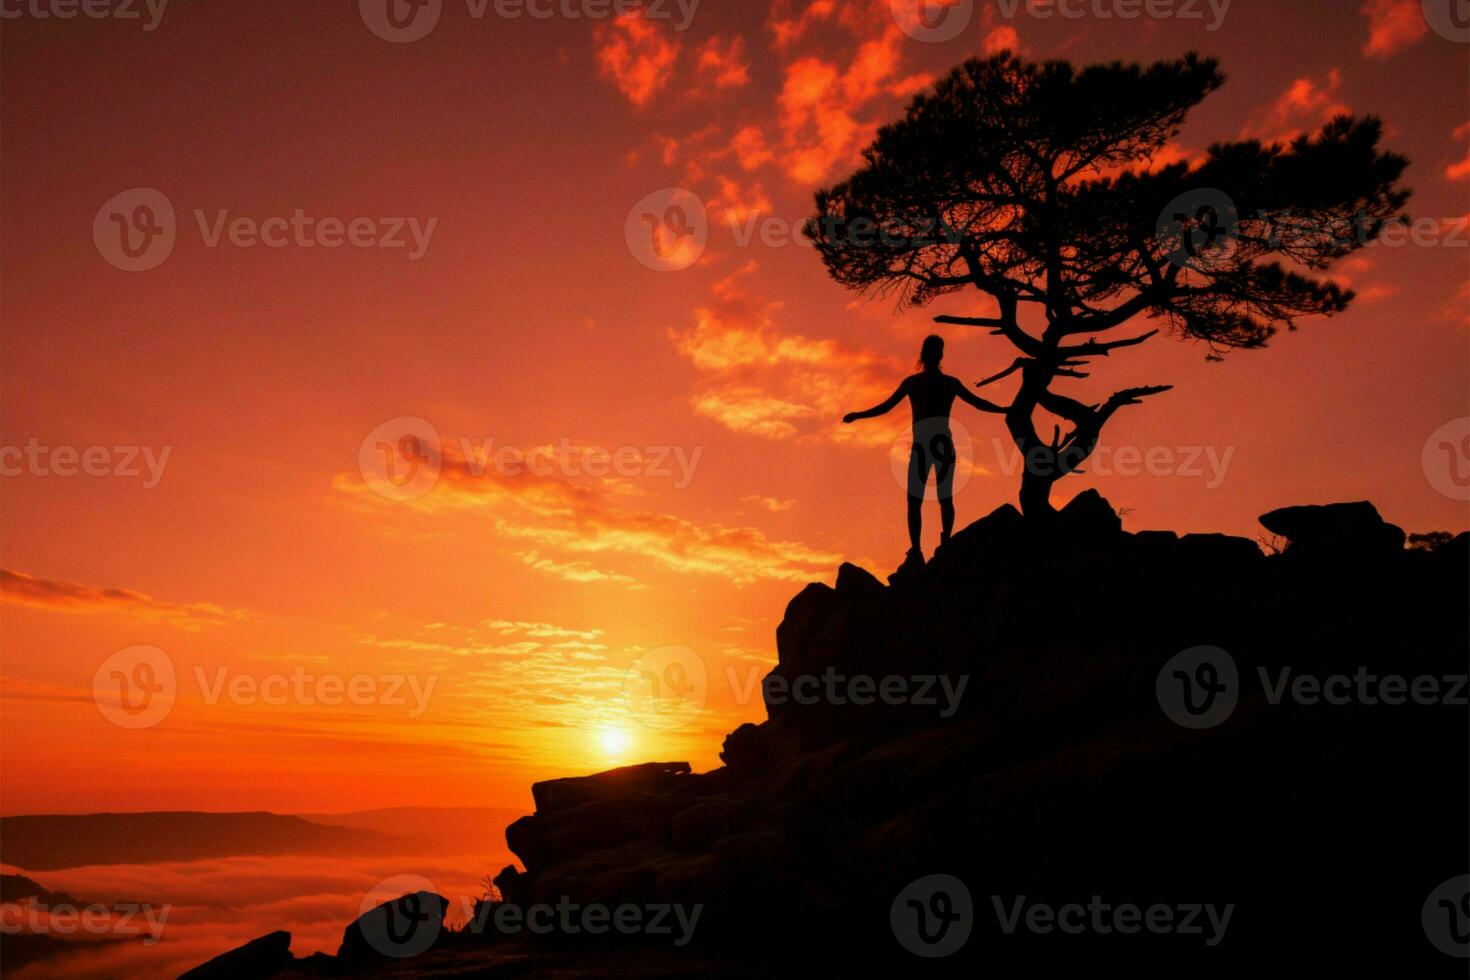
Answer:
906, 444, 929, 554
935, 432, 957, 545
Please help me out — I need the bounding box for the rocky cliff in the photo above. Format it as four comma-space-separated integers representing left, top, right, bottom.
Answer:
186, 495, 1470, 975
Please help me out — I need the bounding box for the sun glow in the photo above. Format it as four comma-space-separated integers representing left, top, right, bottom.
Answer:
598, 728, 632, 757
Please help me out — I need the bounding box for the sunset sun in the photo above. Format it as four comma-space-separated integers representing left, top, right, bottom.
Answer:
599, 728, 632, 758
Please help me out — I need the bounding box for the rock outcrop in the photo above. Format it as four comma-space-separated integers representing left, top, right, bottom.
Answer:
337, 891, 448, 964
1259, 500, 1408, 559
177, 496, 1468, 976
178, 931, 292, 980
490, 496, 1467, 972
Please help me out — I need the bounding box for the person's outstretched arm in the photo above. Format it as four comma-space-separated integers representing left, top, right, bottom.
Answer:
843, 381, 907, 423
952, 377, 1005, 414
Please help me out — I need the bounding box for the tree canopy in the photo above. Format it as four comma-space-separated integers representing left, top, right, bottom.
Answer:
809, 52, 1411, 515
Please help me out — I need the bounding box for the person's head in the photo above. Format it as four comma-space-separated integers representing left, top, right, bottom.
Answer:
918, 334, 944, 372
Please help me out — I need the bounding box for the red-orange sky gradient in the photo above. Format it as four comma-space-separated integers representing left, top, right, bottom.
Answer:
2, 0, 1467, 816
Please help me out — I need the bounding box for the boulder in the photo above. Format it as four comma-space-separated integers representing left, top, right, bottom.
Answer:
719, 722, 767, 772
338, 891, 447, 962
886, 548, 926, 587
833, 562, 885, 598
1259, 501, 1405, 559
509, 792, 693, 869
1436, 531, 1470, 564
1055, 488, 1123, 539
1128, 529, 1181, 559
776, 583, 839, 653
530, 761, 692, 814
671, 799, 755, 852
178, 930, 292, 979
935, 502, 1025, 567
1177, 532, 1265, 566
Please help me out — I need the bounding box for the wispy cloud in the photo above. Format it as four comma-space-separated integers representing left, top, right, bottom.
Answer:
1448, 122, 1470, 181
671, 264, 901, 445
483, 620, 604, 641
697, 36, 753, 89
518, 551, 640, 586
1361, 0, 1428, 58
595, 14, 681, 106
633, 0, 932, 191
742, 494, 796, 512
1241, 69, 1350, 143
334, 435, 840, 586
0, 569, 245, 630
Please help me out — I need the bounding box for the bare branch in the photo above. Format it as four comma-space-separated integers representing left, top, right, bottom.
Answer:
976, 358, 1028, 387
934, 315, 1007, 328
1059, 329, 1160, 358
1103, 384, 1174, 411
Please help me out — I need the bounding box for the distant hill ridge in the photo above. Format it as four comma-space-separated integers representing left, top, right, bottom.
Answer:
0, 811, 396, 871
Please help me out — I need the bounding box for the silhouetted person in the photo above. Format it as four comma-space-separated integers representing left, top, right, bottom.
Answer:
844, 335, 1002, 561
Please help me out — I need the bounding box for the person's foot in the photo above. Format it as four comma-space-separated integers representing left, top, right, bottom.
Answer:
889, 547, 926, 586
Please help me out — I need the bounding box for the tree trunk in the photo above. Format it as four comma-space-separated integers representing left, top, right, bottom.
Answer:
1007, 362, 1060, 521
1018, 462, 1058, 519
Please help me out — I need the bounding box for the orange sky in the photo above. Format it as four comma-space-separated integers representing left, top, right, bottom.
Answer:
2, 0, 1467, 815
